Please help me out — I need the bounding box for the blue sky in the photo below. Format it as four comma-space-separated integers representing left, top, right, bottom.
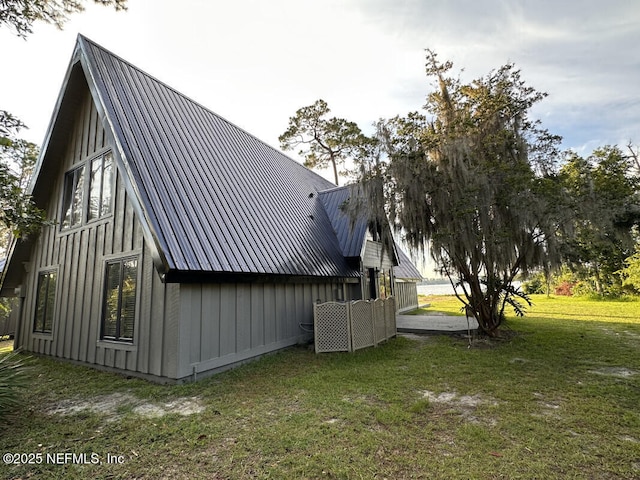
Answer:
2, 0, 639, 174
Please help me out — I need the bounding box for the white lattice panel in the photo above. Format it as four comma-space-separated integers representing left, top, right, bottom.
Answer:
373, 299, 386, 344
350, 300, 375, 351
385, 296, 396, 339
314, 302, 351, 353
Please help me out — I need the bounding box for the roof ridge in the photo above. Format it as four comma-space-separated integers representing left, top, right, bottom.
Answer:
318, 183, 360, 195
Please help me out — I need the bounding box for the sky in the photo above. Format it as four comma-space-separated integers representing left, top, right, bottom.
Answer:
2, 0, 639, 159
1, 0, 639, 277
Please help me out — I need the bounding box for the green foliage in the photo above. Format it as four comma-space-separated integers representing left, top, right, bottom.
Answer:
279, 99, 372, 185
360, 50, 563, 336
0, 0, 129, 248
522, 271, 548, 295
524, 262, 640, 298
0, 110, 47, 244
0, 351, 29, 424
0, 298, 11, 317
620, 243, 640, 293
0, 0, 127, 37
558, 146, 640, 295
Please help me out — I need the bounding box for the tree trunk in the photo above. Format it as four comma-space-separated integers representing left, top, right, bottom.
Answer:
330, 153, 339, 186
594, 263, 603, 295
463, 275, 502, 337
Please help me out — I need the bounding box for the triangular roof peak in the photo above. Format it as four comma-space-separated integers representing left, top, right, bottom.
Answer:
5, 35, 359, 290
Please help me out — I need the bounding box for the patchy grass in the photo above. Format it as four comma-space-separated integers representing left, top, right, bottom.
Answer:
0, 339, 13, 354
1, 295, 639, 479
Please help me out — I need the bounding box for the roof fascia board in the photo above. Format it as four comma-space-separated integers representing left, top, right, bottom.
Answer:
164, 269, 360, 285
76, 36, 170, 277
0, 237, 18, 294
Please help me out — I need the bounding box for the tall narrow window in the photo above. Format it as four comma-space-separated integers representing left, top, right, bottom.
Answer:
89, 152, 113, 220
61, 166, 85, 229
34, 271, 56, 334
101, 258, 137, 343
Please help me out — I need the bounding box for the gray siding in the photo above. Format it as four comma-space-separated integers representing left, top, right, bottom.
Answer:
177, 281, 342, 380
16, 86, 178, 380
362, 240, 394, 270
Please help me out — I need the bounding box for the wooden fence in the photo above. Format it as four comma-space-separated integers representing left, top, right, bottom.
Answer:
313, 297, 396, 353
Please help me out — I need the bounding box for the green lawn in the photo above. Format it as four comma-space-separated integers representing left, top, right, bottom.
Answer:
0, 339, 13, 354
1, 295, 639, 479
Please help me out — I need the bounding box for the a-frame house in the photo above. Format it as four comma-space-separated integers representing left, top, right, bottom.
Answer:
1, 36, 418, 382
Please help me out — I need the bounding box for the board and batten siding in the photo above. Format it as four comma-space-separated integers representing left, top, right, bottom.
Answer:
176, 281, 343, 380
362, 240, 394, 270
17, 85, 179, 380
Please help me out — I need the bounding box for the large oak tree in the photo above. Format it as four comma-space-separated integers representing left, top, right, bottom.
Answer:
360, 51, 564, 336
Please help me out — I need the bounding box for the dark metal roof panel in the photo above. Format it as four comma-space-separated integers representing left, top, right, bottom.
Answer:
79, 36, 357, 278
318, 185, 369, 258
393, 247, 423, 280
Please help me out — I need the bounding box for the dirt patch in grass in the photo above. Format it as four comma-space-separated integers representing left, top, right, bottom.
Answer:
399, 332, 435, 343
132, 397, 205, 418
46, 392, 205, 420
419, 390, 498, 425
421, 390, 497, 408
589, 367, 637, 378
532, 391, 568, 414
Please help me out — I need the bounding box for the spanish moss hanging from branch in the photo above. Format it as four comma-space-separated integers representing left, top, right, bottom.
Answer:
358, 50, 564, 336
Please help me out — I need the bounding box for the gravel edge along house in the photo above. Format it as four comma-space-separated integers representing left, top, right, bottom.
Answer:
0, 36, 421, 383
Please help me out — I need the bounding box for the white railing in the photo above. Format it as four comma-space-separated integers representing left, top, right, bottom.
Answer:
313, 297, 396, 353
394, 282, 419, 313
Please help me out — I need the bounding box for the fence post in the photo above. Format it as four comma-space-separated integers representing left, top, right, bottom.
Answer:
385, 297, 396, 339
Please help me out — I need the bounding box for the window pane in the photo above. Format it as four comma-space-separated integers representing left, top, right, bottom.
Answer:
101, 153, 113, 217
88, 157, 102, 220
34, 272, 55, 333
120, 259, 137, 340
34, 275, 48, 332
61, 151, 113, 228
71, 168, 85, 227
43, 273, 56, 332
61, 173, 75, 229
101, 258, 137, 342
103, 262, 121, 339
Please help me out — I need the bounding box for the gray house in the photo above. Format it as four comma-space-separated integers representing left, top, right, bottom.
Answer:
0, 36, 419, 382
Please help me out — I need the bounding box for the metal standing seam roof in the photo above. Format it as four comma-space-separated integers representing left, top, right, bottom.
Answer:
393, 247, 423, 280
318, 185, 422, 280
77, 35, 358, 279
317, 185, 369, 259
